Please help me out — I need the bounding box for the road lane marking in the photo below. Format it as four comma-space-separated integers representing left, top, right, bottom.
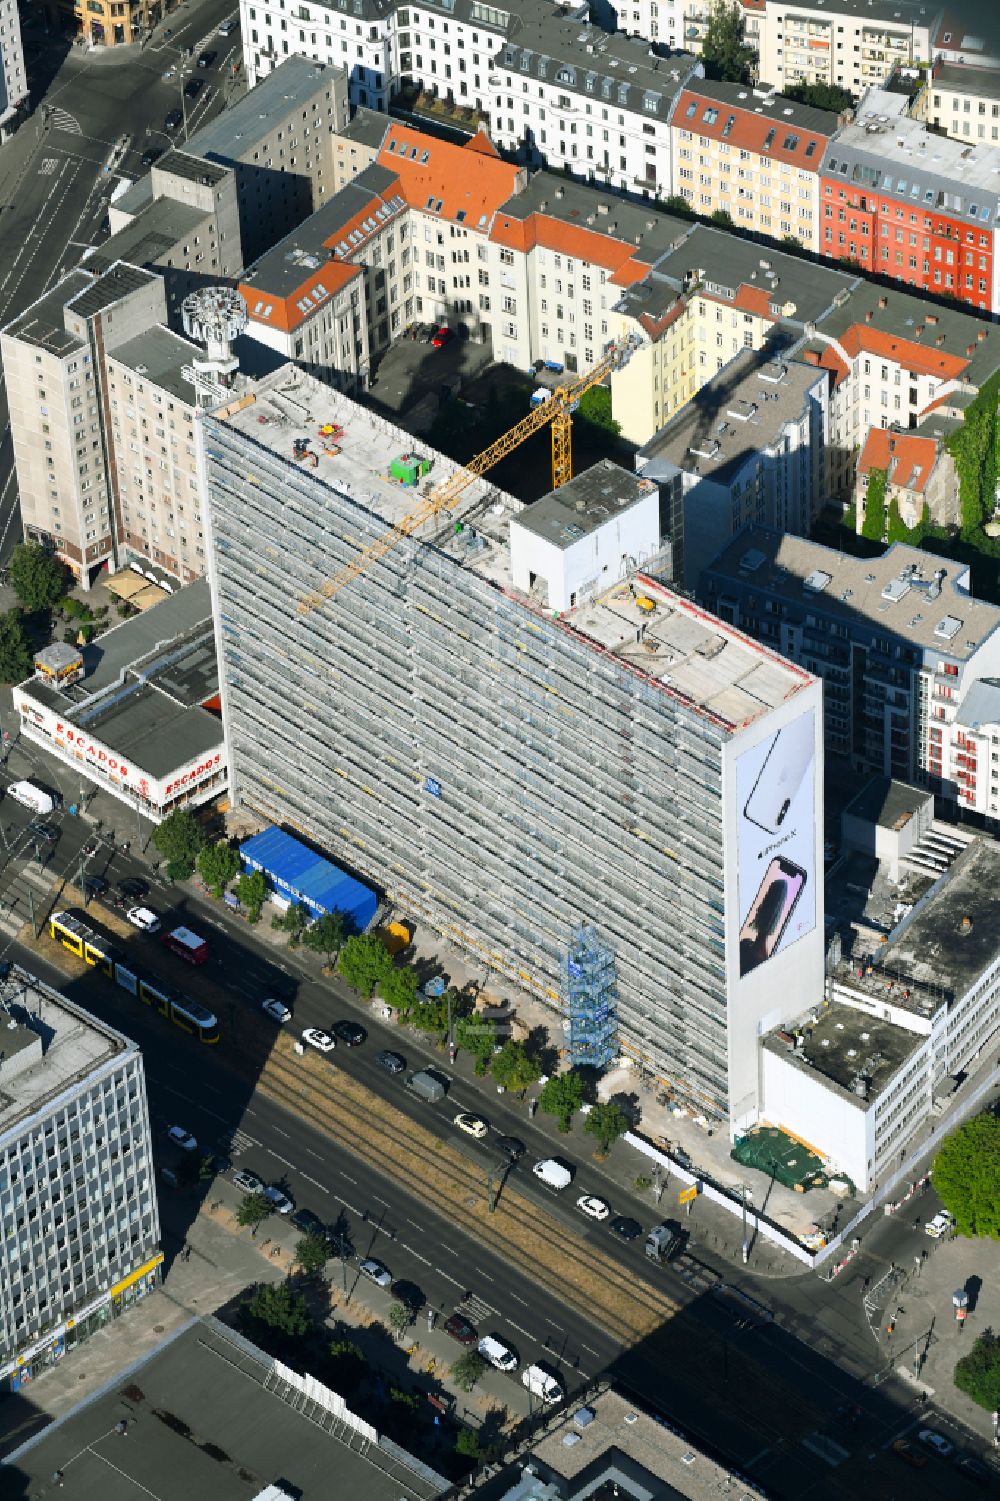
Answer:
399, 1242, 431, 1266
435, 1267, 465, 1289
406, 1219, 424, 1231
509, 1292, 528, 1306
340, 1171, 358, 1185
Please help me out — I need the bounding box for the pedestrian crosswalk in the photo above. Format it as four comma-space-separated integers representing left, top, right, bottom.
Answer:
48, 108, 82, 136
0, 866, 58, 940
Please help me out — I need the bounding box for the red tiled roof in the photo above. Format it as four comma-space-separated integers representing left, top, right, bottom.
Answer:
377, 124, 520, 228
239, 258, 360, 336
492, 210, 650, 282
672, 87, 832, 169
838, 324, 970, 380
465, 128, 500, 159
857, 427, 939, 493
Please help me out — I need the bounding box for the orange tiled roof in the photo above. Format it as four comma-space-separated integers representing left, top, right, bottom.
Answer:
492, 210, 650, 282
466, 128, 501, 159
857, 427, 939, 493
239, 258, 360, 336
672, 88, 829, 170
377, 124, 520, 229
838, 323, 970, 380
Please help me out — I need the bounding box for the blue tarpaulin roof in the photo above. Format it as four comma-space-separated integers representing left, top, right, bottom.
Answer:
239, 826, 378, 929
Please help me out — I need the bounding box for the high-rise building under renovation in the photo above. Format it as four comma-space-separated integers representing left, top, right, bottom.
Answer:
202, 366, 824, 1125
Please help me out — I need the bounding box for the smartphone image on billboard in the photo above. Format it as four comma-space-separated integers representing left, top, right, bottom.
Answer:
743, 719, 814, 836
739, 857, 807, 977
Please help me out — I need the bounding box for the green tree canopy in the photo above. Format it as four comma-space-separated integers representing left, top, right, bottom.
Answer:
388, 1300, 412, 1338
948, 371, 1000, 542
491, 1040, 541, 1094
243, 1279, 311, 1337
576, 385, 621, 437
302, 910, 347, 962
584, 1101, 631, 1153
0, 610, 33, 684
784, 80, 853, 112
709, 208, 734, 227
409, 994, 452, 1035
455, 1014, 497, 1075
664, 194, 694, 217
8, 542, 69, 613
294, 1231, 330, 1277
455, 1427, 482, 1459
235, 1191, 272, 1234
932, 1113, 1000, 1238
196, 840, 240, 898
860, 467, 887, 541
338, 933, 393, 995
271, 901, 311, 946
377, 962, 420, 1014
954, 1330, 1000, 1410
539, 1069, 585, 1132
235, 867, 267, 921
152, 808, 205, 879
701, 1, 755, 81
450, 1350, 487, 1391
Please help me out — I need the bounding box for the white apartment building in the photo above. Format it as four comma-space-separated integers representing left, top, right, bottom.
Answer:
241, 0, 397, 107
0, 0, 26, 139
759, 0, 933, 98
2, 265, 168, 589
491, 17, 700, 197
924, 61, 1000, 144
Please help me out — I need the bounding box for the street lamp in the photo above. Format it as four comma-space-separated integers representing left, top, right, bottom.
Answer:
740, 1184, 753, 1264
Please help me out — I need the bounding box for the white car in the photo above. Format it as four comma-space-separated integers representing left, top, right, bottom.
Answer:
359, 1256, 392, 1288
302, 1027, 336, 1053
166, 1125, 198, 1153
453, 1111, 489, 1140
232, 1169, 263, 1195
262, 998, 292, 1024
924, 1210, 955, 1239
264, 1184, 294, 1215
127, 906, 161, 933
918, 1429, 954, 1458
576, 1194, 611, 1222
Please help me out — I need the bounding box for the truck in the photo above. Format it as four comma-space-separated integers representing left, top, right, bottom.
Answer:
406, 1068, 448, 1103
162, 926, 209, 965
645, 1222, 683, 1264
6, 780, 55, 816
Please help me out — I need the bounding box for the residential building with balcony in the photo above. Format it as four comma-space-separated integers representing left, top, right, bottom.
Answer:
699, 528, 1000, 800
669, 77, 838, 249
759, 0, 932, 99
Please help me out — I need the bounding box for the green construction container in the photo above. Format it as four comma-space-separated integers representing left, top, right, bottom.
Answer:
390, 452, 432, 486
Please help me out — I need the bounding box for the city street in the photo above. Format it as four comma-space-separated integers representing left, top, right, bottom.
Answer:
0, 0, 242, 564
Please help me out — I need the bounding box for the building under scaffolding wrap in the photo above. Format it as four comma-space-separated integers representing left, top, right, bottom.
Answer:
200, 365, 825, 1133
565, 925, 618, 1070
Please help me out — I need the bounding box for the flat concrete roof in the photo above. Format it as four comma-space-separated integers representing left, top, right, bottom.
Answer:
764, 1001, 922, 1105
680, 76, 840, 137
638, 349, 821, 480
955, 675, 1000, 730
185, 55, 344, 164
513, 460, 656, 550
336, 104, 392, 150
6, 1316, 448, 1501
153, 150, 230, 187
701, 526, 1000, 663
0, 969, 127, 1138
931, 62, 1000, 101
844, 776, 929, 832
106, 324, 202, 405
209, 366, 811, 733
87, 199, 209, 276
1, 270, 90, 356
496, 171, 691, 270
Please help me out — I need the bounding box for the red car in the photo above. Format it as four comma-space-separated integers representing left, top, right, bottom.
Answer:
431, 326, 453, 348
443, 1312, 477, 1345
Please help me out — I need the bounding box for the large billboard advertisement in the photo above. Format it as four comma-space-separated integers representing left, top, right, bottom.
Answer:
735, 709, 816, 978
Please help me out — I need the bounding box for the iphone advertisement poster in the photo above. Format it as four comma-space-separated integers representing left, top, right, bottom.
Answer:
736, 710, 816, 978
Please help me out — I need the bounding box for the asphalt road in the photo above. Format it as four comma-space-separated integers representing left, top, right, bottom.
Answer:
0, 0, 242, 565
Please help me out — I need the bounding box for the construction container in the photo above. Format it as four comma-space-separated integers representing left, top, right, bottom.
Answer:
390, 453, 432, 487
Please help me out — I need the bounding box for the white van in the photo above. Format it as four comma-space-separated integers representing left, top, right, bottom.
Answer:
521, 1363, 564, 1404
6, 781, 55, 816
533, 1158, 573, 1192
478, 1334, 518, 1373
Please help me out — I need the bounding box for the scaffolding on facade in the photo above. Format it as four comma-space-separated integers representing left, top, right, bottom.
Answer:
565, 924, 619, 1069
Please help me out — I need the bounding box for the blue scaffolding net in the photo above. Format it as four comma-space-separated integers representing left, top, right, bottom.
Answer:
564, 924, 619, 1069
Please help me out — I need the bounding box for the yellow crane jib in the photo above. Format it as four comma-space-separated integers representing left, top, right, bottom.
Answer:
297, 334, 642, 616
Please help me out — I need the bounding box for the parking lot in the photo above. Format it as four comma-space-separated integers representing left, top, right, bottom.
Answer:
368, 326, 493, 418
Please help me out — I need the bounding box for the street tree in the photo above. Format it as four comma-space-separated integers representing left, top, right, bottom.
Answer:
236, 1191, 272, 1235
302, 910, 347, 963
700, 1, 755, 82
388, 1301, 412, 1339
235, 868, 267, 922
409, 994, 452, 1035
338, 933, 393, 995
0, 610, 33, 684
455, 1014, 496, 1075
152, 808, 204, 881
376, 962, 420, 1014
243, 1279, 311, 1337
954, 1330, 1000, 1410
294, 1231, 330, 1278
8, 542, 69, 613
455, 1427, 481, 1460
271, 901, 311, 947
450, 1350, 487, 1391
491, 1040, 541, 1094
584, 1101, 630, 1154
539, 1069, 585, 1133
932, 1113, 1000, 1238
196, 840, 240, 898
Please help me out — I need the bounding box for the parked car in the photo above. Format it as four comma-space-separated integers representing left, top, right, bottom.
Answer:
925, 1211, 955, 1239
376, 1049, 406, 1074
302, 1027, 336, 1053
126, 906, 161, 933
431, 325, 453, 348
26, 821, 58, 843
576, 1194, 611, 1222
82, 875, 109, 899
164, 109, 183, 130
494, 1135, 526, 1160
262, 998, 292, 1024
166, 1125, 198, 1152
333, 1019, 367, 1047
608, 1215, 643, 1242
479, 1334, 519, 1372
443, 1312, 478, 1345
453, 1112, 489, 1140
139, 146, 161, 168
291, 1207, 329, 1241
891, 1439, 928, 1469
918, 1430, 955, 1458
264, 1184, 294, 1215
118, 876, 149, 900
197, 49, 217, 67
232, 1169, 264, 1195
208, 1153, 232, 1177
359, 1257, 392, 1288
183, 78, 202, 100
391, 1279, 425, 1313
